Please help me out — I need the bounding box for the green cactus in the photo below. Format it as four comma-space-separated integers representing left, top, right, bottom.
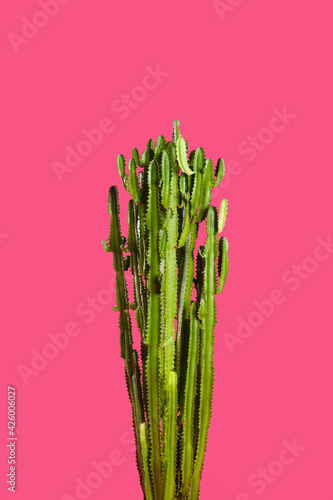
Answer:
103, 120, 229, 499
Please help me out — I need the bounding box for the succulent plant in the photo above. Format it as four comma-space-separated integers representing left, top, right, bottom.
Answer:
103, 120, 229, 499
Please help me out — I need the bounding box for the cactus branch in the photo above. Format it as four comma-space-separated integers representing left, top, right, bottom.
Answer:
103, 120, 229, 499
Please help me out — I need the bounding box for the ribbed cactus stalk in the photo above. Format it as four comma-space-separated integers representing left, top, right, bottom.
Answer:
103, 120, 229, 499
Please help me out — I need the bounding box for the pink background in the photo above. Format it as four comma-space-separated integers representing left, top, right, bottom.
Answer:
1, 1, 333, 499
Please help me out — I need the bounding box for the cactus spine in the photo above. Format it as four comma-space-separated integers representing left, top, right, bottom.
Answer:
103, 120, 229, 499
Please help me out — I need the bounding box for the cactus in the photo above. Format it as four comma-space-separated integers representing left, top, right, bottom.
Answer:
103, 120, 229, 499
